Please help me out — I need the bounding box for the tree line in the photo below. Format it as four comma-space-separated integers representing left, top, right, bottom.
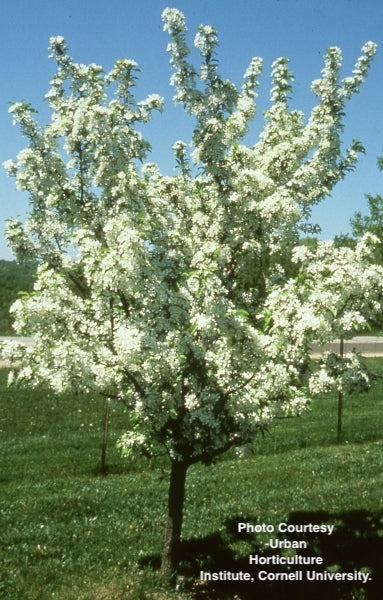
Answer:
0, 260, 36, 334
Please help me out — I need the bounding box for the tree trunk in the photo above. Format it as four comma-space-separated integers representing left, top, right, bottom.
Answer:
161, 458, 189, 580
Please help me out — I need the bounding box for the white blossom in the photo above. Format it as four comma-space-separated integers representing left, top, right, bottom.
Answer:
3, 14, 381, 467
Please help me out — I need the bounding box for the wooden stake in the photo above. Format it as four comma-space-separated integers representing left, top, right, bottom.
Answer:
337, 337, 344, 443
101, 400, 111, 473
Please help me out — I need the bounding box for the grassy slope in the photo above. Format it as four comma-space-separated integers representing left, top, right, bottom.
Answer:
0, 362, 382, 600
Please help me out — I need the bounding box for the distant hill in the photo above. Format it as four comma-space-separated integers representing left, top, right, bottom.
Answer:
0, 260, 37, 334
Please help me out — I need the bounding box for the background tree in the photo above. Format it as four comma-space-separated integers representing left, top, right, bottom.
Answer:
3, 9, 382, 579
0, 260, 36, 334
334, 152, 383, 330
349, 192, 383, 264
334, 191, 383, 261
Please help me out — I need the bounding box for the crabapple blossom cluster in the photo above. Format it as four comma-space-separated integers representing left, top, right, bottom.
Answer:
3, 9, 382, 470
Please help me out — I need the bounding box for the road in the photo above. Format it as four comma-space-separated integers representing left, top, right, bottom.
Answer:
1, 336, 383, 367
310, 336, 383, 357
0, 336, 35, 367
0, 336, 35, 348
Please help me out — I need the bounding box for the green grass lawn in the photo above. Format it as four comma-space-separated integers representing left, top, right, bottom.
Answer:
1, 362, 382, 600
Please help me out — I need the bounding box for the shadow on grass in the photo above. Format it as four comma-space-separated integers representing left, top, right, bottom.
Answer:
141, 509, 383, 600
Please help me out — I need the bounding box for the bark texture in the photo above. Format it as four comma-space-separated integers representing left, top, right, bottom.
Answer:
161, 459, 188, 578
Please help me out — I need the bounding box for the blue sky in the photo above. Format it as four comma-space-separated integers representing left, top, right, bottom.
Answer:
1, 0, 383, 259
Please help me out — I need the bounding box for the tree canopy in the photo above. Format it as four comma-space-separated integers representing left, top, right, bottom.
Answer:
2, 8, 382, 576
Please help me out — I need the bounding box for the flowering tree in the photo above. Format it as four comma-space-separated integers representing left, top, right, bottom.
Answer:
3, 8, 383, 577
